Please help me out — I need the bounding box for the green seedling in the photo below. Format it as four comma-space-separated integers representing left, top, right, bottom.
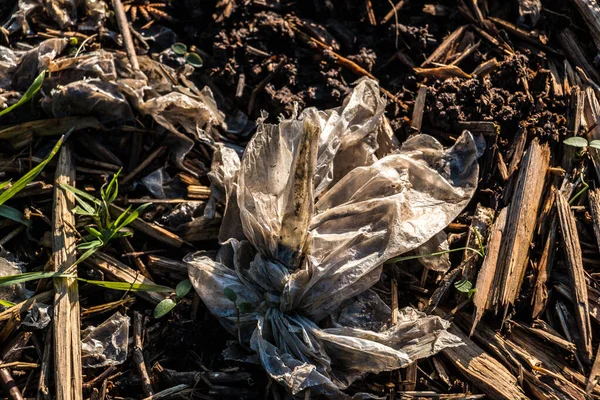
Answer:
170, 42, 203, 68
223, 287, 252, 344
0, 136, 64, 226
60, 169, 151, 265
153, 279, 193, 319
0, 70, 45, 118
454, 279, 477, 298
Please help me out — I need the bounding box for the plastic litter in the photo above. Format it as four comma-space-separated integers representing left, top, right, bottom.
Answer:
187, 78, 480, 397
20, 302, 52, 330
81, 312, 130, 368
0, 249, 29, 306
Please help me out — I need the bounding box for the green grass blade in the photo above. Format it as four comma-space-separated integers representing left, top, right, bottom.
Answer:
78, 278, 173, 292
0, 299, 16, 307
0, 70, 45, 118
0, 181, 11, 190
0, 136, 63, 207
115, 203, 150, 230
59, 183, 101, 207
0, 205, 31, 227
0, 271, 72, 286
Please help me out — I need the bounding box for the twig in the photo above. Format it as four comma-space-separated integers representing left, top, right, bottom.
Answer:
120, 237, 154, 280
52, 144, 83, 400
381, 0, 405, 24
133, 312, 154, 397
111, 0, 139, 71
121, 146, 167, 185
142, 384, 188, 400
37, 326, 52, 400
0, 368, 23, 400
82, 366, 115, 390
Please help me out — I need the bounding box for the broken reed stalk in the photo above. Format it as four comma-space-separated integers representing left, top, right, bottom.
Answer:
37, 326, 52, 400
133, 312, 154, 397
111, 0, 139, 71
109, 204, 184, 248
52, 144, 83, 400
556, 192, 592, 364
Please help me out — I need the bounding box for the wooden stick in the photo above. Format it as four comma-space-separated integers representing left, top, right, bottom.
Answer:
133, 312, 154, 397
87, 252, 167, 305
111, 0, 139, 71
421, 25, 467, 67
52, 144, 83, 400
120, 237, 154, 280
37, 326, 52, 400
557, 192, 592, 364
0, 291, 53, 323
121, 146, 167, 185
109, 204, 184, 248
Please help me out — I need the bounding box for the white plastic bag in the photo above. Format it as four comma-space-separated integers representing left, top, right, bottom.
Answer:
187, 78, 479, 397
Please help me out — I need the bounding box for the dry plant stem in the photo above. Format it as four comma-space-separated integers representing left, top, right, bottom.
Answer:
0, 291, 53, 323
87, 252, 167, 304
421, 25, 467, 66
109, 204, 184, 248
120, 237, 154, 280
410, 85, 427, 131
82, 366, 115, 390
557, 192, 593, 363
133, 312, 154, 397
380, 0, 405, 24
37, 326, 52, 400
111, 0, 139, 71
0, 368, 22, 400
121, 146, 167, 185
52, 145, 83, 400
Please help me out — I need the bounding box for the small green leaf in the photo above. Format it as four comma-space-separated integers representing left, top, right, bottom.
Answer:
0, 136, 63, 207
76, 239, 103, 250
564, 136, 589, 148
223, 287, 237, 303
589, 140, 600, 150
237, 302, 253, 313
153, 298, 177, 318
114, 203, 150, 231
0, 299, 16, 307
176, 279, 193, 300
84, 226, 103, 239
78, 278, 173, 292
0, 205, 31, 227
0, 70, 45, 118
171, 42, 187, 55
454, 279, 473, 293
102, 169, 121, 205
185, 52, 203, 68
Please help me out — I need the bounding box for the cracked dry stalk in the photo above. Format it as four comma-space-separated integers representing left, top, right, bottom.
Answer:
279, 118, 320, 268
52, 144, 83, 400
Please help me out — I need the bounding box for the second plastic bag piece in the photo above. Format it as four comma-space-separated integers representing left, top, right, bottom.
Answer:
81, 312, 130, 368
187, 78, 479, 398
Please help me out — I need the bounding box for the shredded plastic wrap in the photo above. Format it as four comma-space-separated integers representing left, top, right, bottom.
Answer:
186, 78, 480, 397
81, 312, 130, 368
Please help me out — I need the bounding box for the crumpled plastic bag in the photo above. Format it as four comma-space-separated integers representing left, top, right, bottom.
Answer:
81, 312, 130, 368
187, 78, 479, 397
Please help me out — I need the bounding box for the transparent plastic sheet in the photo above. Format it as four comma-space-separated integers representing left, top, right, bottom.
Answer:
80, 0, 108, 31
43, 0, 78, 28
13, 38, 67, 90
187, 78, 479, 397
81, 312, 130, 368
0, 47, 19, 89
41, 79, 135, 123
3, 0, 43, 35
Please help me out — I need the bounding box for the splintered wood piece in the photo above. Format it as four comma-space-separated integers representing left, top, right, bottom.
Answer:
87, 252, 167, 305
456, 121, 497, 136
472, 57, 499, 78
421, 25, 467, 67
487, 16, 560, 55
133, 312, 154, 397
109, 204, 184, 248
410, 85, 427, 132
562, 87, 585, 173
531, 187, 558, 319
498, 140, 550, 309
414, 65, 471, 79
52, 145, 83, 400
442, 324, 528, 400
471, 207, 507, 335
506, 124, 527, 177
547, 60, 564, 97
557, 192, 592, 364
557, 28, 600, 84
589, 190, 600, 257
570, 0, 600, 52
